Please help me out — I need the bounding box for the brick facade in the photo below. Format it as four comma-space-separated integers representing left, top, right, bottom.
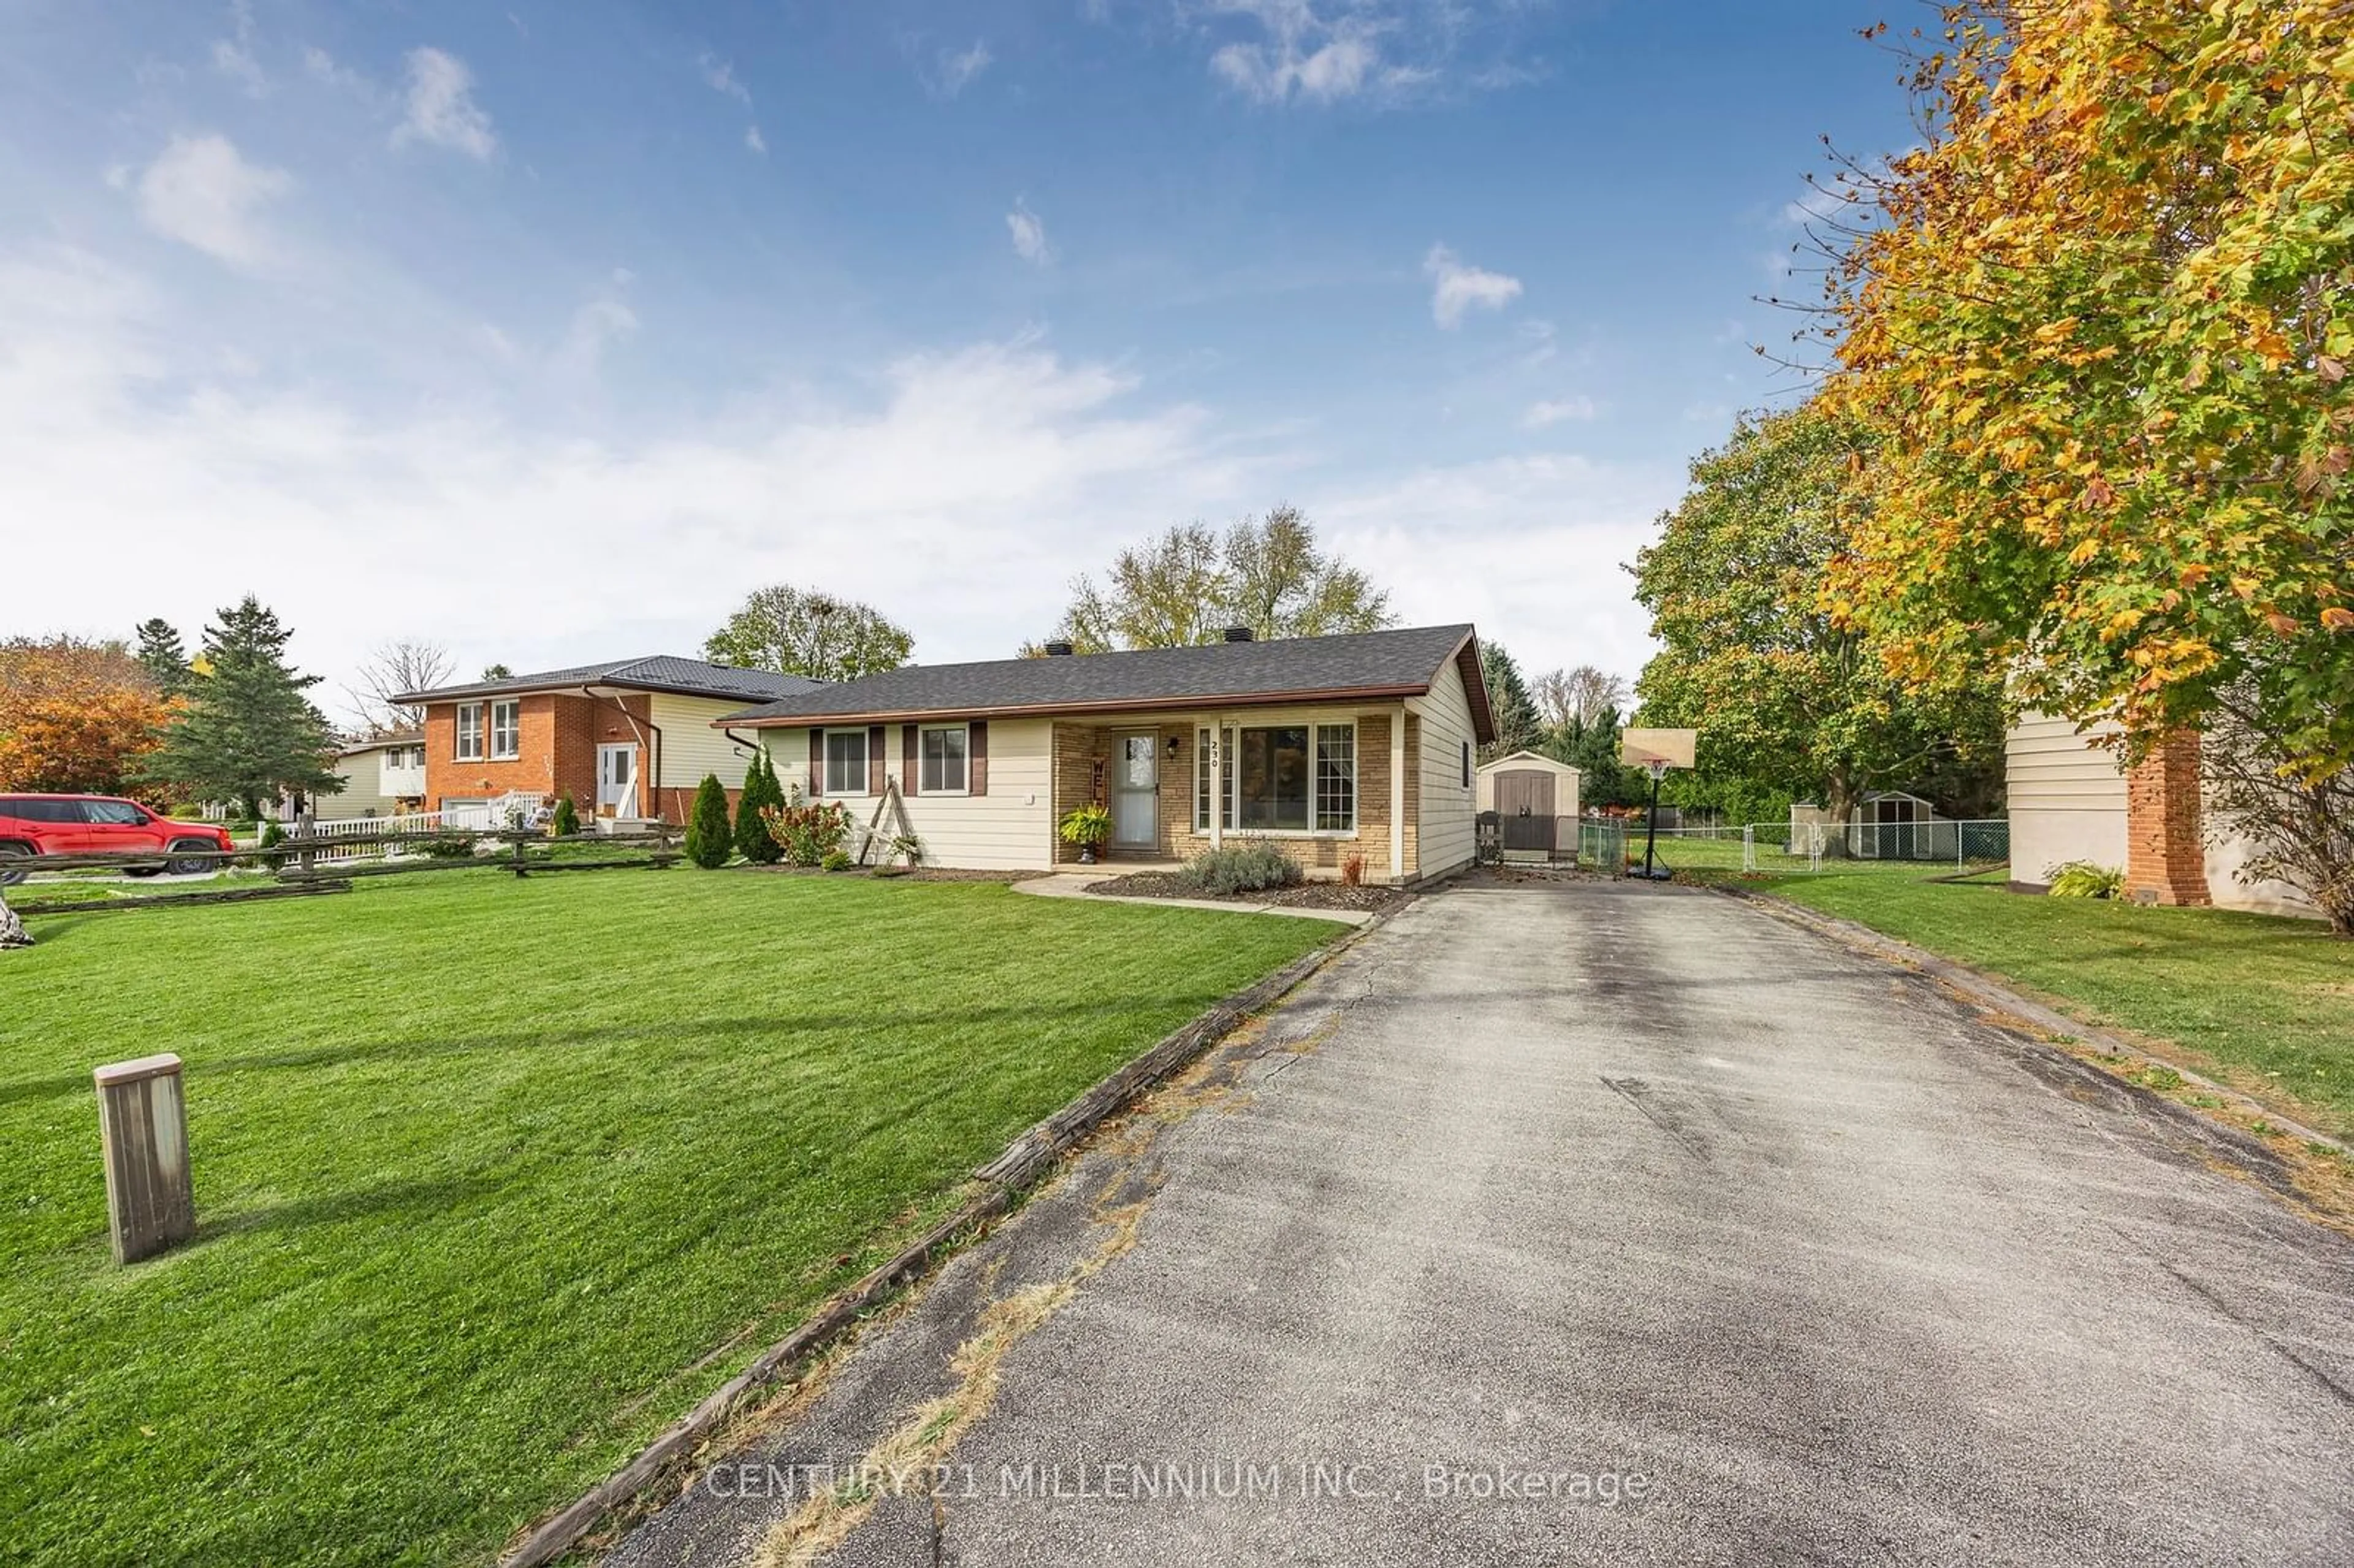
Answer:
422, 693, 710, 821
2123, 729, 2211, 907
1052, 714, 1409, 882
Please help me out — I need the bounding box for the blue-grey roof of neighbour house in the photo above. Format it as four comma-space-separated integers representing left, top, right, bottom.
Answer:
392, 656, 825, 706
716, 624, 1496, 743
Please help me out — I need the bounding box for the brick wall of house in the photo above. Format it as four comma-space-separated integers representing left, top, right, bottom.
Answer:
423, 693, 681, 818
2123, 729, 2211, 906
1052, 714, 1403, 880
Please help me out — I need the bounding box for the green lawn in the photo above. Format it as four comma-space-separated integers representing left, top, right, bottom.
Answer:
1747, 871, 2354, 1136
1, 870, 1337, 1566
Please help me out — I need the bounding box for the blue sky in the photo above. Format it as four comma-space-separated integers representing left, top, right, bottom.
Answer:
1, 1, 1913, 714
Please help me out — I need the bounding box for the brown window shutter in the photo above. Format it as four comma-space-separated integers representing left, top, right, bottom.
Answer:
969, 720, 988, 796
902, 723, 918, 796
807, 728, 823, 797
868, 725, 886, 794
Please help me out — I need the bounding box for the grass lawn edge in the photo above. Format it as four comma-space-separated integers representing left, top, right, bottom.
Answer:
1710, 883, 2354, 1230
500, 908, 1379, 1568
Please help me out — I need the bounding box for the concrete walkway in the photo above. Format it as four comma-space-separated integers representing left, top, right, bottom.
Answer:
609, 880, 2354, 1567
1009, 870, 1379, 926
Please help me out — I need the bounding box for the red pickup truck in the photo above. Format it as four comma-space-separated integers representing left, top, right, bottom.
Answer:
0, 795, 235, 883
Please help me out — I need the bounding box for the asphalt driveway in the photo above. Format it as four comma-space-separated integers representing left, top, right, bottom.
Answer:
608, 880, 2354, 1567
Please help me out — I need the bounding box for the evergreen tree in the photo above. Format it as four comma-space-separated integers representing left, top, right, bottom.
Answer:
734, 750, 785, 864
550, 793, 581, 837
1478, 641, 1544, 763
142, 597, 342, 818
685, 773, 733, 868
133, 618, 192, 696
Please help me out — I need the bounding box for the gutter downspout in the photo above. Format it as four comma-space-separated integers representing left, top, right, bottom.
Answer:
588, 688, 661, 821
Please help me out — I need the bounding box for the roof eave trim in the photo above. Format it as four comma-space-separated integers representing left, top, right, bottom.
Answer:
717, 682, 1439, 729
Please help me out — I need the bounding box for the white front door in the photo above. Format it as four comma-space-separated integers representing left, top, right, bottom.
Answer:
1111, 733, 1159, 850
596, 744, 639, 815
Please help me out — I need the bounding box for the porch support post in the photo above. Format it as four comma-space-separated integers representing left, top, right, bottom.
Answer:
1390, 702, 1407, 884
1208, 716, 1223, 850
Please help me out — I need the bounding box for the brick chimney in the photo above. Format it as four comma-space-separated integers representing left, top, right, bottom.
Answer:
2123, 730, 2211, 907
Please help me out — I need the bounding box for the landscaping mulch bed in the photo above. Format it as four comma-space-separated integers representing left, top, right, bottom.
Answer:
1091, 872, 1410, 913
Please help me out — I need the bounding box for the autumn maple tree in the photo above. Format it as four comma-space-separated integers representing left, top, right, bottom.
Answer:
1816, 0, 2354, 778
0, 637, 176, 800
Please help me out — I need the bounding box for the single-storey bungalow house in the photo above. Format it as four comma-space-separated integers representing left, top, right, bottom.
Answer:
329, 731, 427, 818
2007, 712, 2315, 917
395, 657, 823, 823
715, 624, 1496, 883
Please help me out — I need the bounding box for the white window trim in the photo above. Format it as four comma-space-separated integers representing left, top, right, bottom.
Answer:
1196, 721, 1360, 838
919, 723, 970, 797
490, 699, 521, 762
823, 729, 869, 797
454, 702, 484, 762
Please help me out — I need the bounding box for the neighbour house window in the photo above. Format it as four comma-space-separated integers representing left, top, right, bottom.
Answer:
490, 700, 520, 761
1195, 722, 1357, 833
824, 729, 868, 794
455, 703, 484, 761
920, 725, 968, 793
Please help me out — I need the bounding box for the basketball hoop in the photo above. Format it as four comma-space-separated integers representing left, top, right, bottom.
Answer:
1617, 728, 1696, 882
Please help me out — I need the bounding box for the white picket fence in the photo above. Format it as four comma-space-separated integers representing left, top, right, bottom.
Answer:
292, 792, 546, 862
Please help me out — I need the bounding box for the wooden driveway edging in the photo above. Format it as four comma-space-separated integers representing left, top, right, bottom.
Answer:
497, 908, 1390, 1568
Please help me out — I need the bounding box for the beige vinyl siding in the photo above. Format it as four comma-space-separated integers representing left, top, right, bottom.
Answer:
762, 719, 1056, 871
1410, 657, 1479, 878
651, 693, 763, 789
325, 752, 397, 819
2005, 712, 2128, 885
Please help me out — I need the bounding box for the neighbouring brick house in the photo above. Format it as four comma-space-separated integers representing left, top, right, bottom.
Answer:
717, 625, 1496, 883
395, 657, 824, 823
2005, 714, 2315, 917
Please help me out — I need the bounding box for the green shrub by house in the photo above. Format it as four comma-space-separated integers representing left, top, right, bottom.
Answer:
1179, 840, 1303, 896
549, 793, 581, 838
735, 752, 785, 864
685, 774, 733, 869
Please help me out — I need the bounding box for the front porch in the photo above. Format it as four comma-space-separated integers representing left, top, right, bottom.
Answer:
1048, 711, 1417, 883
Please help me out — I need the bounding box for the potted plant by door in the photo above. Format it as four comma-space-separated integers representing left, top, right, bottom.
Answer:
1059, 803, 1113, 864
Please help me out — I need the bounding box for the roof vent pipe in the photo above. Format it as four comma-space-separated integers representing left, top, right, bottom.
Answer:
1044, 641, 1075, 657
1222, 626, 1254, 643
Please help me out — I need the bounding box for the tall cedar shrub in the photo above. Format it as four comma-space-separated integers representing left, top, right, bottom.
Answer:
736, 751, 785, 864
685, 774, 733, 869
549, 793, 581, 838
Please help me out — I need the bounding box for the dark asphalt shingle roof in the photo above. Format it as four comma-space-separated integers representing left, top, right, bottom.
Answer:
394, 656, 825, 706
717, 624, 1491, 739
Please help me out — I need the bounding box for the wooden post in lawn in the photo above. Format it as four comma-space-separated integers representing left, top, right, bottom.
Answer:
294, 809, 315, 879
93, 1054, 195, 1263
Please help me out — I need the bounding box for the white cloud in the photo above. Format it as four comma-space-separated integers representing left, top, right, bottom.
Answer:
210, 1, 265, 97
1423, 244, 1520, 327
1200, 1, 1523, 107
393, 48, 496, 160
1317, 452, 1680, 681
1521, 397, 1596, 428
932, 39, 993, 97
0, 246, 1264, 688
1006, 200, 1052, 265
129, 134, 292, 270
699, 53, 753, 107
552, 276, 639, 382
300, 45, 367, 93
744, 124, 768, 156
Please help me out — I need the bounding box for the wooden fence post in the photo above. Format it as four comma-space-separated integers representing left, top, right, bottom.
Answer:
93, 1054, 195, 1264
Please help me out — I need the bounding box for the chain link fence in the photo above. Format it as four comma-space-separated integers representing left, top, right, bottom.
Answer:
1631, 820, 2009, 878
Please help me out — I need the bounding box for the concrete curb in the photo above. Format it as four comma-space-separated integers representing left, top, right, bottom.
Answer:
1715, 883, 2350, 1160
495, 913, 1388, 1568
